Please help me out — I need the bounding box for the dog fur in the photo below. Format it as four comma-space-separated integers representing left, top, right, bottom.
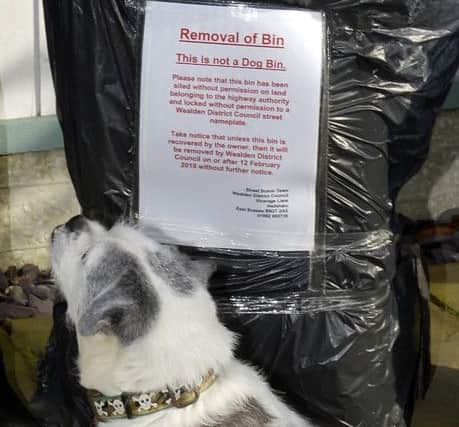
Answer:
51, 217, 314, 427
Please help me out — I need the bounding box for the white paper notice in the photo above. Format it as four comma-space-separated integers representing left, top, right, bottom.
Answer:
139, 1, 323, 251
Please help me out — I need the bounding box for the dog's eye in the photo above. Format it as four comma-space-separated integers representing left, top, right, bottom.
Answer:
81, 251, 89, 262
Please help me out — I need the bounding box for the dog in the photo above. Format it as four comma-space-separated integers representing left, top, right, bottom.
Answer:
50, 215, 314, 427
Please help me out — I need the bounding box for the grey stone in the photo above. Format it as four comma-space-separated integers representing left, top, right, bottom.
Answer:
20, 263, 40, 283
21, 284, 50, 300
6, 285, 28, 306
5, 266, 19, 286
28, 294, 54, 315
0, 272, 8, 292
34, 285, 52, 300
18, 274, 34, 287
0, 303, 35, 319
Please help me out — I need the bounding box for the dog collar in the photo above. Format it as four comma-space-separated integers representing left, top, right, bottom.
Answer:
88, 370, 217, 422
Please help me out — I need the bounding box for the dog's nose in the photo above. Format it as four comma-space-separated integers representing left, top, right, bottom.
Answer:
51, 224, 64, 242
65, 215, 88, 233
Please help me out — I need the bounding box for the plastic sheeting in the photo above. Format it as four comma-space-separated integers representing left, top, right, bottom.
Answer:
34, 1, 459, 426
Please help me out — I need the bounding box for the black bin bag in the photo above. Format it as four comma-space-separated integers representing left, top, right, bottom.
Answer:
34, 1, 459, 426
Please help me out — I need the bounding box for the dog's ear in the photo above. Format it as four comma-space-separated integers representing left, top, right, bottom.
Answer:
78, 254, 158, 345
137, 222, 173, 244
149, 246, 216, 294
164, 245, 217, 282
188, 258, 217, 284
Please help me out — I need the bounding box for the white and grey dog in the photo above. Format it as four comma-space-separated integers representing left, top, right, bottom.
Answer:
51, 216, 314, 427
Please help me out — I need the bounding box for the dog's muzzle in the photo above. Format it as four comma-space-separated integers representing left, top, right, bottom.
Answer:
65, 215, 89, 233
51, 215, 89, 242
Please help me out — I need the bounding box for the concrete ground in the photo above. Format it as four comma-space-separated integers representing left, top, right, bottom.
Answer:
412, 263, 459, 427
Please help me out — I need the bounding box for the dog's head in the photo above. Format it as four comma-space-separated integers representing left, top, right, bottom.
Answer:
51, 216, 217, 346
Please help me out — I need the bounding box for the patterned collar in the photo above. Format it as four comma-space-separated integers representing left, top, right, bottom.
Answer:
88, 370, 217, 422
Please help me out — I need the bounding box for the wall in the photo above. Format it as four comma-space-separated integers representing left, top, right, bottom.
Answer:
0, 149, 79, 269
0, 1, 74, 270
0, 0, 55, 120
396, 109, 459, 221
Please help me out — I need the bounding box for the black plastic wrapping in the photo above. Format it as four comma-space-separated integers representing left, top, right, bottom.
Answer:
36, 1, 459, 426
